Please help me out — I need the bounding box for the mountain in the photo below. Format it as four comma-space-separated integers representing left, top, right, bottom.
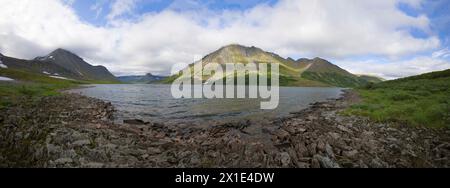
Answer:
357, 75, 385, 83
0, 49, 118, 83
348, 68, 450, 127
118, 73, 167, 84
162, 44, 383, 87
298, 57, 383, 87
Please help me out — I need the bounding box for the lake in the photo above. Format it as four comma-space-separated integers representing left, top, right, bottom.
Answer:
68, 84, 343, 126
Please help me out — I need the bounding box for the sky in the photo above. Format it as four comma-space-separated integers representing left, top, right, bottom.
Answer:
0, 0, 449, 79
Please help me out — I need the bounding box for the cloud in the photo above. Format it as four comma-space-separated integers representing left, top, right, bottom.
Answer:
0, 0, 446, 77
432, 48, 450, 59
107, 0, 139, 21
63, 0, 76, 6
335, 56, 450, 80
90, 1, 106, 20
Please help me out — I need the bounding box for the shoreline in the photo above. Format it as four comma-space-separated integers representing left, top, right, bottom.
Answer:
0, 90, 448, 167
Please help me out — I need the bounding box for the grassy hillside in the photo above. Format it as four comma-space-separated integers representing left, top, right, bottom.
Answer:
299, 58, 375, 87
302, 72, 368, 88
344, 69, 450, 127
160, 44, 382, 87
1, 49, 119, 83
358, 75, 385, 83
0, 68, 116, 108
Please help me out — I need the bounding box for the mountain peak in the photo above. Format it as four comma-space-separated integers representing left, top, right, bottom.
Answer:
207, 44, 267, 61
219, 44, 263, 51
50, 48, 76, 56
313, 57, 326, 61
221, 44, 245, 49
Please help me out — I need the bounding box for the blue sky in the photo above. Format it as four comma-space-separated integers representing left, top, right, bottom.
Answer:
1, 0, 449, 78
72, 0, 278, 26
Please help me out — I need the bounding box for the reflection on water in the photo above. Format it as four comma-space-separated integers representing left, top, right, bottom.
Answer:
68, 84, 343, 125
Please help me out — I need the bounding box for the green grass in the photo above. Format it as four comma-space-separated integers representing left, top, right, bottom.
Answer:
343, 69, 450, 128
302, 72, 368, 88
160, 63, 331, 87
0, 68, 114, 108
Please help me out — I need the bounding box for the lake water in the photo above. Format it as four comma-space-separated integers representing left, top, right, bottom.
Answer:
68, 84, 343, 125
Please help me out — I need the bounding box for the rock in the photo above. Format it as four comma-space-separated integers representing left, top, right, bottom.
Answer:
325, 144, 335, 158
72, 139, 90, 147
337, 125, 352, 133
150, 138, 173, 149
141, 154, 149, 159
308, 143, 317, 155
296, 142, 309, 157
279, 152, 291, 167
328, 132, 340, 140
84, 162, 104, 168
151, 123, 165, 129
46, 144, 62, 155
387, 137, 398, 143
123, 119, 148, 125
386, 128, 398, 132
362, 131, 374, 137
370, 158, 387, 168
314, 155, 340, 168
275, 129, 290, 140
54, 158, 73, 165
104, 143, 117, 150
317, 140, 326, 152
296, 162, 310, 168
311, 157, 320, 168
342, 150, 358, 158
190, 154, 201, 166
147, 147, 162, 155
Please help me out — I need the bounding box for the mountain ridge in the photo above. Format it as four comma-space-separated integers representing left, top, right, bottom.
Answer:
0, 49, 118, 83
162, 44, 383, 87
118, 73, 167, 84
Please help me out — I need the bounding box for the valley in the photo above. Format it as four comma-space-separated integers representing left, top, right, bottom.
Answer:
0, 44, 449, 168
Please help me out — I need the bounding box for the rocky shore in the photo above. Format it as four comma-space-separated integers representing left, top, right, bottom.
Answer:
0, 91, 449, 168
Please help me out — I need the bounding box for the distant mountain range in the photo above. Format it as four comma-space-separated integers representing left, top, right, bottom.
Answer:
161, 44, 383, 87
0, 49, 118, 83
0, 44, 384, 87
118, 73, 167, 84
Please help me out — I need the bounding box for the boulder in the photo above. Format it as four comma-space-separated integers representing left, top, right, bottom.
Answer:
123, 119, 148, 125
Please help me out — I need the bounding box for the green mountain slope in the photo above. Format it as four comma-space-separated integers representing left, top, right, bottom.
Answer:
345, 69, 450, 127
299, 57, 380, 87
357, 75, 385, 83
161, 44, 383, 87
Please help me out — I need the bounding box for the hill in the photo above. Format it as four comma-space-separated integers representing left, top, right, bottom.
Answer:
345, 69, 450, 127
0, 49, 118, 83
161, 44, 383, 87
118, 73, 167, 84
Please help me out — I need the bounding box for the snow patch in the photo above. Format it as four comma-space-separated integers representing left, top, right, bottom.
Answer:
0, 76, 14, 81
0, 59, 7, 68
43, 71, 51, 75
53, 73, 60, 76
49, 75, 74, 81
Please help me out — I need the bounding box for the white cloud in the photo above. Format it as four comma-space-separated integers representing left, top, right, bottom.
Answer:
107, 0, 139, 21
90, 1, 105, 20
335, 56, 450, 80
0, 0, 446, 77
63, 0, 76, 6
432, 48, 450, 58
